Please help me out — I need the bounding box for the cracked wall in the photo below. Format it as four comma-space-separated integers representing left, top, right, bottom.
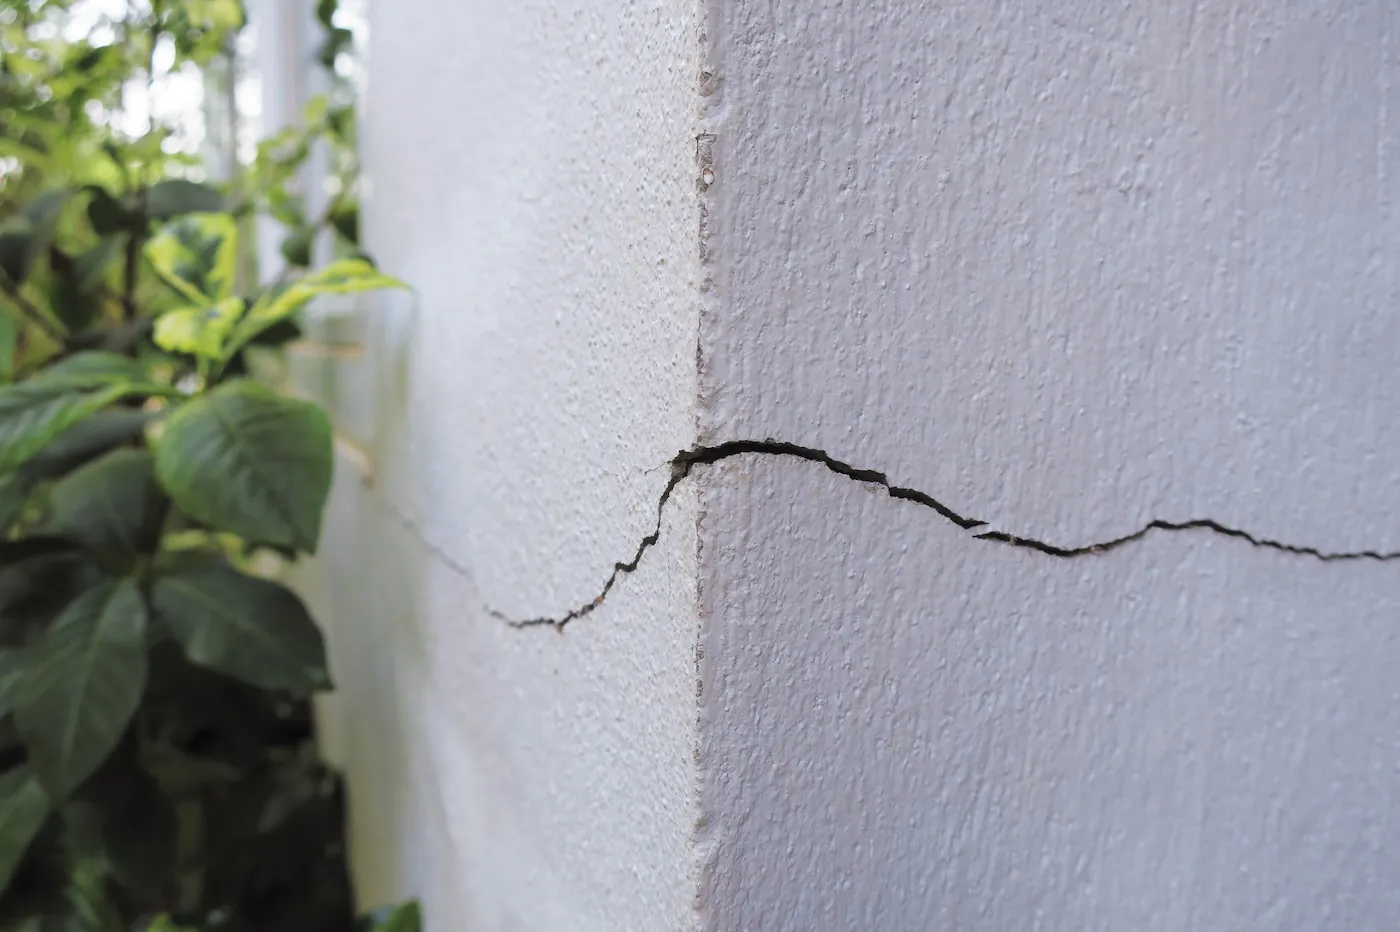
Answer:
693, 1, 1400, 930
697, 457, 1400, 929
297, 0, 1400, 929
295, 0, 706, 929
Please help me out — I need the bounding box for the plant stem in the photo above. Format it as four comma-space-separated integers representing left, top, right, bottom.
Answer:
123, 218, 142, 322
0, 266, 66, 344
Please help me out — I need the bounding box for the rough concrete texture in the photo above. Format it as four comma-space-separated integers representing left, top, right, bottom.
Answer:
301, 0, 1400, 928
696, 457, 1400, 931
308, 0, 705, 928
694, 0, 1400, 929
700, 0, 1400, 552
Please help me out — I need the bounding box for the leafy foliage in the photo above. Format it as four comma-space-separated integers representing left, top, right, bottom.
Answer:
155, 374, 335, 553
0, 2, 416, 930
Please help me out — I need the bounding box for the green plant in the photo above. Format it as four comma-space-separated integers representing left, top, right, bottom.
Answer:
0, 2, 417, 930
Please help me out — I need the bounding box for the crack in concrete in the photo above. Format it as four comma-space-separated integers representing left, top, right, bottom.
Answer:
490, 439, 1400, 630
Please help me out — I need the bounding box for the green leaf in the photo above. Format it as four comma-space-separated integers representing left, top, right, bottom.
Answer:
0, 375, 139, 473
57, 853, 120, 932
24, 193, 70, 245
50, 238, 121, 332
14, 579, 148, 799
47, 450, 164, 571
145, 212, 239, 303
248, 318, 303, 347
201, 0, 247, 30
151, 562, 330, 693
0, 474, 29, 531
0, 826, 69, 931
280, 228, 313, 268
23, 409, 153, 481
326, 106, 355, 142
0, 227, 31, 288
154, 380, 332, 552
64, 317, 155, 358
0, 769, 49, 897
39, 351, 148, 384
74, 239, 122, 291
211, 760, 354, 932
0, 191, 70, 285
229, 258, 406, 356
358, 902, 422, 932
265, 186, 307, 228
330, 202, 359, 244
153, 296, 244, 360
0, 313, 17, 384
316, 27, 353, 68
0, 355, 150, 474
0, 651, 28, 718
49, 285, 102, 336
0, 407, 151, 530
85, 187, 133, 237
145, 179, 224, 221
303, 94, 330, 127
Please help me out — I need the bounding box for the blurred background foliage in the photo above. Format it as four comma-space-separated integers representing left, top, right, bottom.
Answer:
0, 3, 417, 931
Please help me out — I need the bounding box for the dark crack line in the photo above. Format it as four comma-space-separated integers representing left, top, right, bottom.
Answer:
490, 439, 1400, 630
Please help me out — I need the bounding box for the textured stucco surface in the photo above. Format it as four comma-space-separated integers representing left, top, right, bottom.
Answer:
696, 458, 1400, 931
700, 0, 1400, 553
300, 0, 705, 928
695, 0, 1400, 929
302, 0, 1400, 928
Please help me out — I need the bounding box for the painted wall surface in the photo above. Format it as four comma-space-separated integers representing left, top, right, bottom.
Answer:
304, 0, 1400, 929
696, 1, 1400, 930
294, 0, 704, 928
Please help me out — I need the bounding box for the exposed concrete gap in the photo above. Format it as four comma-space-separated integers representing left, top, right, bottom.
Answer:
485, 440, 1400, 630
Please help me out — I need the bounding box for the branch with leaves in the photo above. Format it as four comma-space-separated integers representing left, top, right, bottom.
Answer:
0, 3, 419, 931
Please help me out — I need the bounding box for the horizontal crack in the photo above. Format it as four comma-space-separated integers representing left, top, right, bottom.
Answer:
491, 439, 1400, 630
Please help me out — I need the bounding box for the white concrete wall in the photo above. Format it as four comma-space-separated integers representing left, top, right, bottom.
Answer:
296, 0, 704, 928
299, 0, 1400, 929
695, 1, 1400, 929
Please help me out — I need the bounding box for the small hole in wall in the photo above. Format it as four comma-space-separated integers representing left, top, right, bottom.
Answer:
701, 168, 715, 185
